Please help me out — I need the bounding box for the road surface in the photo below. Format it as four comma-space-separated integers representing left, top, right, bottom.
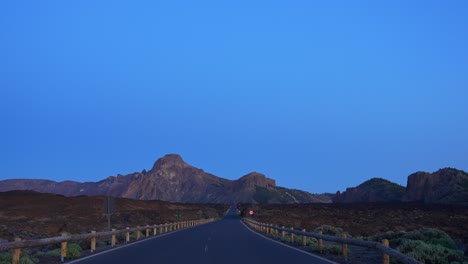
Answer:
70, 207, 335, 264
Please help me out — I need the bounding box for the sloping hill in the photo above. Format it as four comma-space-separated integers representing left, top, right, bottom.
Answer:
333, 178, 406, 203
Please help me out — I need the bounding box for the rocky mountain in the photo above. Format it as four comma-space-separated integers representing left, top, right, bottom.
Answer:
334, 168, 468, 205
333, 178, 406, 203
0, 154, 330, 204
403, 168, 468, 206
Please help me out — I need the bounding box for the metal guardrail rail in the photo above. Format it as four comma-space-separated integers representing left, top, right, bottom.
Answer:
243, 218, 421, 264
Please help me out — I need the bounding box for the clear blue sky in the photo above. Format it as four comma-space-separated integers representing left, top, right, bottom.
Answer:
1, 1, 467, 194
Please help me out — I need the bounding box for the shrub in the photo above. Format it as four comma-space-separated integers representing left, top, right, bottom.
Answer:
45, 243, 81, 259
307, 237, 318, 246
397, 240, 464, 264
67, 244, 82, 259
314, 225, 350, 237
45, 249, 60, 258
0, 253, 35, 264
281, 236, 290, 243
310, 244, 347, 255
402, 228, 452, 241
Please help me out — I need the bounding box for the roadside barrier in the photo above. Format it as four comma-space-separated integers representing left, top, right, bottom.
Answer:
243, 218, 421, 264
0, 218, 216, 264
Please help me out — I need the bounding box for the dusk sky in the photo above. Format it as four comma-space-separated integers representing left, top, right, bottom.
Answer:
1, 1, 467, 194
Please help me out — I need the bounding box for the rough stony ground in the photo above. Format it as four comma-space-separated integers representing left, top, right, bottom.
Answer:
239, 202, 468, 262
0, 190, 229, 242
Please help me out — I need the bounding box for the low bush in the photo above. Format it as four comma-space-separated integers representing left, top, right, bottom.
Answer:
0, 252, 35, 264
310, 244, 348, 255
314, 225, 350, 237
397, 240, 464, 264
45, 243, 81, 259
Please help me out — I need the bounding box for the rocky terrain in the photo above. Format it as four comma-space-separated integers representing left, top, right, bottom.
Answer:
239, 202, 468, 261
334, 168, 468, 205
0, 154, 330, 204
0, 190, 228, 242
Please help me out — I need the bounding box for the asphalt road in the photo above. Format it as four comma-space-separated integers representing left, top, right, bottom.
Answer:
70, 207, 335, 264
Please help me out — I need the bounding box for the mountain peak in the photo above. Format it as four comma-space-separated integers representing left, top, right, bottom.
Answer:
151, 154, 186, 171
238, 172, 276, 188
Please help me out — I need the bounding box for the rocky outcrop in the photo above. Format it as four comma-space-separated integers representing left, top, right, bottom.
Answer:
403, 168, 468, 205
333, 178, 406, 203
0, 154, 326, 204
334, 168, 468, 205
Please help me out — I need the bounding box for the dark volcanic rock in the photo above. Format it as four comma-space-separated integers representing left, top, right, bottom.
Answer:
0, 154, 328, 204
333, 178, 406, 203
403, 168, 468, 206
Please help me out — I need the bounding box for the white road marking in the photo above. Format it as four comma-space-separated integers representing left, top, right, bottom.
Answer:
204, 244, 208, 253
240, 220, 337, 264
67, 222, 212, 264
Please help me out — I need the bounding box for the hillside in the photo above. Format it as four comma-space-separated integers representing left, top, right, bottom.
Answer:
333, 178, 406, 203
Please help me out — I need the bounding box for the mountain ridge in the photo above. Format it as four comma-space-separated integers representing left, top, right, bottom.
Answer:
0, 154, 330, 204
334, 168, 468, 205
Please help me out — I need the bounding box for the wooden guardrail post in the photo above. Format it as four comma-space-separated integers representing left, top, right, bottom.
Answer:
341, 234, 348, 261
165, 223, 168, 233
136, 226, 141, 240
111, 229, 116, 247
61, 233, 67, 262
12, 237, 21, 264
126, 227, 130, 243
382, 239, 390, 264
91, 231, 96, 253
146, 225, 150, 237
290, 227, 294, 244
153, 225, 157, 236
302, 229, 307, 246
281, 226, 285, 240
318, 231, 323, 253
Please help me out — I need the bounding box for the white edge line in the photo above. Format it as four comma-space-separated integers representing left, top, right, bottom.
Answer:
240, 220, 337, 264
66, 222, 213, 264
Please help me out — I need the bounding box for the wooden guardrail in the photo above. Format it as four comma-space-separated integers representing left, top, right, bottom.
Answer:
243, 218, 421, 264
0, 218, 216, 264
